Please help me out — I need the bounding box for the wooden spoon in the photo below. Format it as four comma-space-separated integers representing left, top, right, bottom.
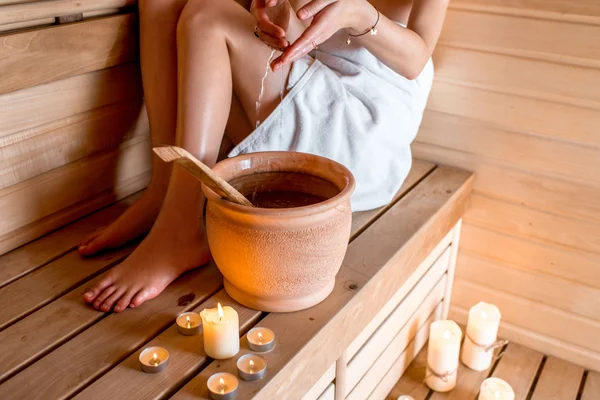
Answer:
153, 145, 254, 207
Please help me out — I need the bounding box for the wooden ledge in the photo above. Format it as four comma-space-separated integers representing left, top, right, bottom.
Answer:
0, 159, 473, 399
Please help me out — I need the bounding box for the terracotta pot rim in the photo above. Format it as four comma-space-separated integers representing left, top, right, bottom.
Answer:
204, 151, 356, 217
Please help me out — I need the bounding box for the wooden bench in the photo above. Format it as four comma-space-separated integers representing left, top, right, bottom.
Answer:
0, 160, 473, 399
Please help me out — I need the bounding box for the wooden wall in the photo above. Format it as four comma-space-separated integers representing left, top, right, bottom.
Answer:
0, 2, 150, 255
416, 0, 600, 371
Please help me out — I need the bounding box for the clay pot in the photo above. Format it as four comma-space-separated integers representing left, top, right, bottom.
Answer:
202, 152, 355, 312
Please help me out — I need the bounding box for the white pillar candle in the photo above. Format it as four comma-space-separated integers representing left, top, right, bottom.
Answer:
461, 302, 502, 371
479, 377, 515, 400
425, 320, 462, 392
201, 303, 240, 360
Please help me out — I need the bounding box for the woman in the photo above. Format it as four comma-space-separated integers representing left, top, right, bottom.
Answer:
79, 0, 448, 312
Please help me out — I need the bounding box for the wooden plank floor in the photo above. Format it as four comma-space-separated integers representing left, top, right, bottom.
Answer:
0, 159, 476, 399
388, 338, 593, 400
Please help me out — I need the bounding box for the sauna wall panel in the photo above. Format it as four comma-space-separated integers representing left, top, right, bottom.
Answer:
416, 2, 600, 370
0, 4, 147, 254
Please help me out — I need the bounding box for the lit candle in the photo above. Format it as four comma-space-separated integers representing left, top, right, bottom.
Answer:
246, 327, 275, 352
201, 303, 239, 359
479, 377, 515, 400
425, 320, 462, 392
397, 396, 416, 400
237, 354, 267, 381
176, 311, 202, 335
139, 346, 169, 373
207, 372, 239, 400
462, 302, 502, 371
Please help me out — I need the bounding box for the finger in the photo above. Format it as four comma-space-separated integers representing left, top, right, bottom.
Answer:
258, 30, 288, 51
256, 13, 286, 38
266, 0, 281, 6
272, 23, 325, 70
297, 0, 337, 20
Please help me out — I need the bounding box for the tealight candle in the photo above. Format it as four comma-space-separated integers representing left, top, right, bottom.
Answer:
237, 354, 267, 381
139, 346, 169, 373
246, 327, 275, 352
201, 303, 240, 359
397, 396, 416, 400
462, 302, 502, 371
479, 377, 515, 400
176, 311, 202, 335
207, 372, 239, 400
425, 320, 462, 392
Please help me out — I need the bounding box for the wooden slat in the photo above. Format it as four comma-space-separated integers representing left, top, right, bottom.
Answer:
72, 290, 261, 400
450, 306, 600, 374
351, 160, 436, 239
440, 9, 600, 68
0, 0, 136, 25
426, 81, 600, 148
0, 64, 142, 140
433, 46, 600, 109
347, 231, 453, 359
0, 193, 138, 288
582, 371, 600, 400
530, 357, 584, 400
0, 266, 222, 399
0, 274, 108, 382
413, 142, 600, 224
417, 111, 600, 185
465, 194, 600, 256
172, 167, 473, 399
453, 279, 600, 355
386, 345, 430, 400
1, 102, 148, 189
449, 0, 600, 24
0, 246, 135, 330
491, 343, 544, 399
317, 384, 335, 400
355, 306, 440, 400
303, 364, 335, 400
456, 252, 600, 320
460, 224, 600, 289
0, 137, 152, 255
0, 14, 138, 95
345, 264, 448, 393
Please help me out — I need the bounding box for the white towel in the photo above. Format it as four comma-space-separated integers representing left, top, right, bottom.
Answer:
230, 29, 434, 212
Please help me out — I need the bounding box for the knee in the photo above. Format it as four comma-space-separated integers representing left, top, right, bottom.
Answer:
176, 0, 220, 37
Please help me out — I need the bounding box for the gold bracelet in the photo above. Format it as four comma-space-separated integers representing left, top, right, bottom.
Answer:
346, 7, 380, 45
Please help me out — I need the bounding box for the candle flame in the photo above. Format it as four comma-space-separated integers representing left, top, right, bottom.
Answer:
442, 330, 451, 339
258, 332, 263, 344
219, 377, 225, 394
153, 353, 157, 359
481, 311, 488, 319
494, 391, 501, 399
249, 359, 255, 372
186, 315, 191, 329
217, 302, 224, 321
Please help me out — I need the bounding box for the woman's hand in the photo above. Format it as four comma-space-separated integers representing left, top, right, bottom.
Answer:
271, 0, 374, 71
251, 0, 292, 51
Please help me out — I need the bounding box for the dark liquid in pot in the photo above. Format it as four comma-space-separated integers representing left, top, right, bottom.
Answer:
249, 190, 328, 209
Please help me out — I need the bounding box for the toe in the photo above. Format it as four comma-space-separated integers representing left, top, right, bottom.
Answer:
130, 287, 159, 309
83, 276, 114, 304
114, 289, 137, 313
93, 286, 116, 310
101, 288, 126, 312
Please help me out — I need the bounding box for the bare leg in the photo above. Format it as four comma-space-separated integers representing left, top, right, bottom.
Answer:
78, 0, 187, 256
84, 0, 304, 311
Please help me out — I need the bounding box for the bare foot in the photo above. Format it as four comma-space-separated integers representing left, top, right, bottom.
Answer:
78, 183, 167, 257
82, 165, 211, 312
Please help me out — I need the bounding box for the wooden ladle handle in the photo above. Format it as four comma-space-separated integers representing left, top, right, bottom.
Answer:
152, 145, 254, 207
